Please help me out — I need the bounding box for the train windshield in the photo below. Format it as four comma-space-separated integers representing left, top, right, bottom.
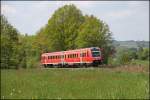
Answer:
91, 48, 101, 57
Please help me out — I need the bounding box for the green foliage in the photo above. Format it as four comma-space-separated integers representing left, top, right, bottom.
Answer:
112, 49, 132, 65
137, 47, 149, 60
45, 4, 84, 51
76, 15, 112, 48
1, 15, 19, 69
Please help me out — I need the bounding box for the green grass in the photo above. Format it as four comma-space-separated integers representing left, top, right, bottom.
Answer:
1, 68, 149, 99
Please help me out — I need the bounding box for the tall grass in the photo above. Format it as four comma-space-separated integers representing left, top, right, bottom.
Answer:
1, 68, 149, 99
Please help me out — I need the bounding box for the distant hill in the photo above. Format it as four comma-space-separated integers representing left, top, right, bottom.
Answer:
112, 40, 149, 49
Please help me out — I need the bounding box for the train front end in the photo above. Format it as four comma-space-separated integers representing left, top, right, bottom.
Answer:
91, 47, 103, 65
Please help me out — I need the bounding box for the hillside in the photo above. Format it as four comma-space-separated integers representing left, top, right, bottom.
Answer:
112, 40, 149, 49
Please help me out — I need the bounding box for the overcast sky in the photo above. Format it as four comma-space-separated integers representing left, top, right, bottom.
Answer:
1, 1, 149, 41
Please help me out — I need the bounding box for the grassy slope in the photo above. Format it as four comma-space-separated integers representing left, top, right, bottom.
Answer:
1, 68, 149, 99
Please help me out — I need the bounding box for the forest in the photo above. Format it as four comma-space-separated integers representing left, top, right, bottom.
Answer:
1, 4, 149, 69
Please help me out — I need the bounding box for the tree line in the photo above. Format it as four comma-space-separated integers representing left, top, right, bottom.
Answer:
1, 4, 149, 69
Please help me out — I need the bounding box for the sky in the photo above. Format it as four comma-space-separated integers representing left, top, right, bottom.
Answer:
1, 1, 149, 41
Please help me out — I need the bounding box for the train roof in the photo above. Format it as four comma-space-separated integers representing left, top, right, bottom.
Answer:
41, 47, 100, 56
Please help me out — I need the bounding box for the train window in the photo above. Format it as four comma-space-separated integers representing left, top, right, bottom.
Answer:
84, 53, 86, 57
70, 54, 72, 58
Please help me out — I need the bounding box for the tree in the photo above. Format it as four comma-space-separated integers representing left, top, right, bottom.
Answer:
115, 49, 131, 65
76, 15, 112, 64
1, 15, 19, 69
45, 4, 84, 51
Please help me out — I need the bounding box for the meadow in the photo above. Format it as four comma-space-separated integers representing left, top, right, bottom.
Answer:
1, 66, 149, 99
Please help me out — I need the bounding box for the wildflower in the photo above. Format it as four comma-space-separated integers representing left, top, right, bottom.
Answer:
18, 90, 21, 93
10, 92, 13, 96
2, 96, 4, 99
12, 89, 15, 92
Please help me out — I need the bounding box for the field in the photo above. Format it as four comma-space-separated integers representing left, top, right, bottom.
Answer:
1, 65, 149, 99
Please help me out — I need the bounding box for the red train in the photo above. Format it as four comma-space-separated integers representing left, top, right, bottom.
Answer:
41, 47, 103, 67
